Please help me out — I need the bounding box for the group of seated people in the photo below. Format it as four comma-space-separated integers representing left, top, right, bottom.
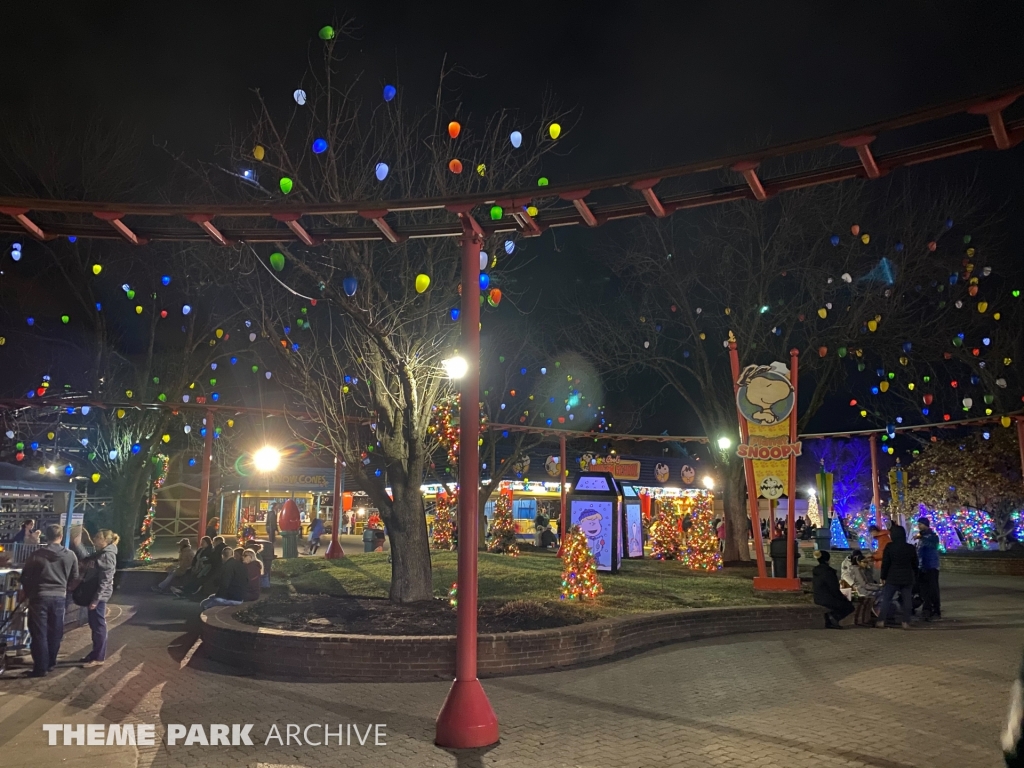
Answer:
152, 535, 269, 609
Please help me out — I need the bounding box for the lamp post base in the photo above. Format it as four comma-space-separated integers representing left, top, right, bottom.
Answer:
325, 540, 344, 559
435, 678, 499, 749
753, 576, 802, 592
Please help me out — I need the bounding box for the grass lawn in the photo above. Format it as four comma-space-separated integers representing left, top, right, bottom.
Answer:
272, 550, 807, 617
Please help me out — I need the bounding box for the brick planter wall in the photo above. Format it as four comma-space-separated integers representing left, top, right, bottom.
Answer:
201, 603, 820, 682
940, 555, 1024, 576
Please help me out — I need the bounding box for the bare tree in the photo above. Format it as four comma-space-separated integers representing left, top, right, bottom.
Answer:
567, 174, 1021, 561
205, 35, 570, 602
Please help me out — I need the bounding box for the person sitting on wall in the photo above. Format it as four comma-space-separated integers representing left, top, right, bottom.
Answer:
812, 551, 854, 629
153, 538, 195, 593
242, 549, 263, 601
200, 546, 249, 610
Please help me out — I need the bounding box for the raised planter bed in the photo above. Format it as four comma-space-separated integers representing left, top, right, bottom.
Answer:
940, 552, 1024, 576
201, 602, 820, 682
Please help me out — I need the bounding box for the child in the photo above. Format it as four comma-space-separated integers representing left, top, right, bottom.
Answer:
242, 549, 263, 601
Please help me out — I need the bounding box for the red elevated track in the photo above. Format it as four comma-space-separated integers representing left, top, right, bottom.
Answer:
0, 87, 1021, 247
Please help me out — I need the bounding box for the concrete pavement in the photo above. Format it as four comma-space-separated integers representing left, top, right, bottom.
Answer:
0, 572, 1020, 767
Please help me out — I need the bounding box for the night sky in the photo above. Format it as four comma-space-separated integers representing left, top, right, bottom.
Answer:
2, 1, 1024, 440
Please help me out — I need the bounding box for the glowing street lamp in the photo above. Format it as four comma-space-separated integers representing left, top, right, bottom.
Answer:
253, 446, 282, 473
702, 476, 715, 490
717, 436, 732, 452
442, 356, 468, 379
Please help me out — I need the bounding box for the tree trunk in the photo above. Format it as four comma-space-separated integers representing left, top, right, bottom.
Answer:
383, 478, 434, 603
110, 470, 148, 563
721, 457, 751, 562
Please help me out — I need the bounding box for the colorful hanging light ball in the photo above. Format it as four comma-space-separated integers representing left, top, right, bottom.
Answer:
549, 123, 562, 139
318, 25, 335, 40
448, 158, 463, 174
343, 276, 358, 297
415, 273, 431, 293
489, 205, 503, 221
479, 273, 490, 290
293, 89, 307, 105
269, 252, 286, 272
279, 177, 294, 194
504, 240, 515, 255
253, 145, 265, 161
312, 138, 328, 154
92, 264, 103, 275
448, 121, 461, 139
382, 84, 397, 102
375, 162, 389, 181
510, 130, 523, 148
830, 235, 840, 246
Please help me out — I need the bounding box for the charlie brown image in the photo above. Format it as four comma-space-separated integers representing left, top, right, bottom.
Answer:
578, 508, 607, 566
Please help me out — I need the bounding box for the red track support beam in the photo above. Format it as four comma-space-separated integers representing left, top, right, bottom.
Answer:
731, 161, 768, 201
786, 348, 799, 580
968, 94, 1020, 150
359, 210, 404, 243
559, 433, 567, 537
630, 179, 667, 217
435, 222, 498, 749
197, 409, 215, 549
839, 135, 882, 179
511, 208, 542, 236
93, 212, 145, 245
0, 207, 47, 240
869, 432, 881, 525
186, 214, 228, 246
559, 190, 598, 227
272, 213, 317, 246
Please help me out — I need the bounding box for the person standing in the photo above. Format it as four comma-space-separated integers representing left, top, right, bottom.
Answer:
12, 518, 36, 544
265, 503, 278, 550
74, 529, 118, 668
876, 524, 919, 629
869, 524, 891, 578
916, 516, 941, 620
307, 515, 325, 555
19, 524, 78, 677
534, 507, 548, 549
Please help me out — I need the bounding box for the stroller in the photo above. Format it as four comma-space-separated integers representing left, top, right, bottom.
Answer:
0, 597, 29, 677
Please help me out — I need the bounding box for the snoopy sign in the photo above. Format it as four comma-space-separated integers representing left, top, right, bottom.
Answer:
735, 361, 802, 499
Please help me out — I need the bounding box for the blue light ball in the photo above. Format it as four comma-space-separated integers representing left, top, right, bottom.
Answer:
312, 138, 328, 154
382, 84, 396, 102
829, 235, 840, 246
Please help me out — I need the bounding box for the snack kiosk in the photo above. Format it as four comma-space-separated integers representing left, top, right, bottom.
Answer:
566, 471, 622, 573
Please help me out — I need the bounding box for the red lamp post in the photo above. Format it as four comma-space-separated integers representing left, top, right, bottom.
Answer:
435, 221, 499, 749
196, 409, 215, 547
325, 454, 345, 559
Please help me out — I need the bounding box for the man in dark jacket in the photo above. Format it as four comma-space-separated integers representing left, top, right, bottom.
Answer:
877, 524, 919, 629
265, 504, 279, 549
812, 551, 854, 629
916, 517, 941, 620
199, 546, 249, 609
19, 524, 79, 677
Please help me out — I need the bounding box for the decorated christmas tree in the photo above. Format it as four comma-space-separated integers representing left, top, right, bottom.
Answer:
560, 525, 602, 601
137, 454, 169, 562
806, 492, 822, 528
431, 492, 456, 550
686, 492, 722, 571
830, 511, 847, 549
648, 502, 684, 560
487, 489, 519, 556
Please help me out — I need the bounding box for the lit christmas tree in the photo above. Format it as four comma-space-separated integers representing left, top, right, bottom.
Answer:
560, 525, 602, 601
806, 492, 822, 527
487, 488, 519, 556
648, 501, 684, 560
686, 492, 721, 571
830, 511, 848, 548
137, 454, 169, 562
431, 492, 456, 550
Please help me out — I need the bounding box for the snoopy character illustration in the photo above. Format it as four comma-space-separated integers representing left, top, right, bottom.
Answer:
737, 362, 794, 425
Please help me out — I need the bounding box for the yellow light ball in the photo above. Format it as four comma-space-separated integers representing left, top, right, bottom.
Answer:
253, 145, 265, 161
116, 409, 125, 419
1002, 416, 1012, 428
415, 274, 431, 293
91, 473, 100, 483
817, 308, 827, 319
161, 434, 171, 443
527, 205, 538, 217
861, 234, 870, 244
549, 123, 562, 139
92, 264, 103, 275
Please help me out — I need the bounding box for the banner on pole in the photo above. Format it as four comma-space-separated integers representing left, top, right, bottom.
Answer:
735, 361, 802, 498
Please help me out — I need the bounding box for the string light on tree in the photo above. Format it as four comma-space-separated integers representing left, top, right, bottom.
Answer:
560, 525, 602, 601
487, 488, 519, 556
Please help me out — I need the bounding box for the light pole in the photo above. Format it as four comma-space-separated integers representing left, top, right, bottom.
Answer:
325, 454, 345, 559
435, 223, 499, 749
197, 409, 215, 547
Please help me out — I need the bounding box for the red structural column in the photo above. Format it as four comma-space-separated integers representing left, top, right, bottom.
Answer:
435, 227, 499, 749
786, 349, 799, 580
325, 455, 345, 559
869, 432, 881, 526
559, 433, 567, 537
197, 409, 214, 547
727, 336, 768, 579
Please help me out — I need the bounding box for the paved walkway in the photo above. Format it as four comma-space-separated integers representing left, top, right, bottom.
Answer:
0, 573, 1021, 768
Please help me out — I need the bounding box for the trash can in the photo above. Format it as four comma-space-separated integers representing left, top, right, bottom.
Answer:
363, 528, 376, 553
281, 530, 299, 559
769, 536, 788, 578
